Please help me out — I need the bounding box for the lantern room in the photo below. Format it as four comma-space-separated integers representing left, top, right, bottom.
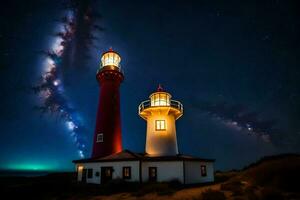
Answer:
100, 48, 121, 71
150, 92, 171, 107
139, 85, 183, 120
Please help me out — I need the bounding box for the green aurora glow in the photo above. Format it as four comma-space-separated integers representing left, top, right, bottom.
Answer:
3, 161, 70, 171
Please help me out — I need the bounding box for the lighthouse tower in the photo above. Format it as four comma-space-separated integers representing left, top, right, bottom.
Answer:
139, 85, 183, 156
92, 48, 124, 158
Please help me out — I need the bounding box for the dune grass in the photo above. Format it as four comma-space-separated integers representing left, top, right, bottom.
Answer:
1, 154, 300, 199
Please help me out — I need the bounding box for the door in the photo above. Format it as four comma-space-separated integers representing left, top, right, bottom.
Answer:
148, 167, 157, 182
101, 167, 113, 184
82, 169, 87, 183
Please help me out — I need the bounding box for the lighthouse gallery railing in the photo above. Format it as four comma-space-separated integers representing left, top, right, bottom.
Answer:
138, 100, 183, 114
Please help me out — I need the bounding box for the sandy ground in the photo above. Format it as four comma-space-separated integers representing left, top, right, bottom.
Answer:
89, 183, 224, 200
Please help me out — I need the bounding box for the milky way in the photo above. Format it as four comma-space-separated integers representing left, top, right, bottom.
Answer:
33, 0, 103, 158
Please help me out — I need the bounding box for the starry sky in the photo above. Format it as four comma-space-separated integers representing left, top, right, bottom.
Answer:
1, 0, 300, 171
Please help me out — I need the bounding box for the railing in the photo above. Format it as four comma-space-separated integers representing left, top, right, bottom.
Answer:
138, 99, 183, 113
97, 64, 124, 74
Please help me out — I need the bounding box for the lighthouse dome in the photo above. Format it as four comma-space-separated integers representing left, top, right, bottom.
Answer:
100, 48, 121, 70
149, 85, 171, 107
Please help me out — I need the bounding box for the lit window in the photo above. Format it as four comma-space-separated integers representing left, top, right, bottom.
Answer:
97, 133, 103, 143
77, 166, 83, 172
123, 167, 131, 179
101, 52, 121, 68
149, 167, 157, 181
105, 168, 112, 176
151, 93, 170, 106
201, 165, 207, 177
155, 120, 166, 131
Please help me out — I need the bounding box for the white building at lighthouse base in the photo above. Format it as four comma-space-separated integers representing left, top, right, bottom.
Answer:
73, 85, 215, 185
73, 150, 214, 184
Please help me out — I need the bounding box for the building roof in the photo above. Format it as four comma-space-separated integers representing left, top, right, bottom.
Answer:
72, 149, 215, 163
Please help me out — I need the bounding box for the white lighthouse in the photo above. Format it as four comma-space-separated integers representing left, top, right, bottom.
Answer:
138, 85, 183, 156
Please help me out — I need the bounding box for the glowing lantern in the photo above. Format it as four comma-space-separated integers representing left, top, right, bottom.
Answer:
77, 165, 83, 172
100, 47, 121, 70
150, 85, 171, 106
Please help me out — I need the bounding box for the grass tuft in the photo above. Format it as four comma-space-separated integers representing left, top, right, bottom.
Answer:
201, 189, 226, 200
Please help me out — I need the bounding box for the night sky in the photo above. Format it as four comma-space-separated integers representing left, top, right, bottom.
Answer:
1, 0, 300, 171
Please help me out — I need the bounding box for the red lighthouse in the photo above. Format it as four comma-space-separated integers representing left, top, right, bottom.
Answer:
92, 48, 123, 158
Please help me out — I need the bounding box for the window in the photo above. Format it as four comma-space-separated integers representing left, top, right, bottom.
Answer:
151, 93, 170, 106
155, 120, 166, 131
77, 166, 83, 172
123, 167, 131, 179
96, 133, 103, 142
87, 168, 93, 178
105, 168, 112, 176
149, 167, 157, 181
201, 165, 207, 177
101, 51, 121, 68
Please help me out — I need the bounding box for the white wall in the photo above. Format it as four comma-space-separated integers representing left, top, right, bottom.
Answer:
75, 164, 82, 181
76, 160, 214, 184
144, 109, 179, 156
184, 161, 214, 184
76, 161, 140, 184
141, 161, 184, 183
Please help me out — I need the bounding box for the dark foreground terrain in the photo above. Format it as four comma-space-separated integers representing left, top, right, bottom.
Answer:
1, 154, 299, 200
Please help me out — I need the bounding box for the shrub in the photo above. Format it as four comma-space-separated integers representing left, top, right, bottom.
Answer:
232, 198, 244, 200
220, 181, 243, 196
133, 182, 175, 196
201, 189, 226, 200
215, 174, 231, 183
244, 154, 300, 193
100, 179, 140, 194
260, 188, 284, 200
244, 186, 259, 200
167, 178, 182, 189
132, 179, 182, 196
